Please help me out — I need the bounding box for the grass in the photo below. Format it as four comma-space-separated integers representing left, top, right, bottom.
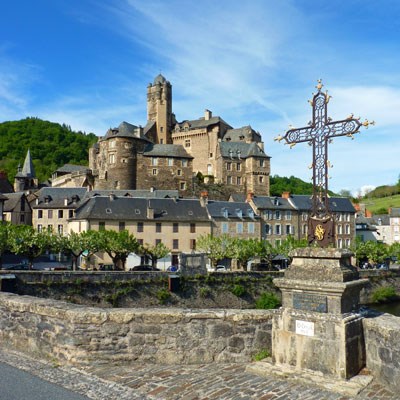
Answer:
255, 292, 281, 309
362, 194, 400, 214
371, 286, 397, 303
253, 349, 270, 361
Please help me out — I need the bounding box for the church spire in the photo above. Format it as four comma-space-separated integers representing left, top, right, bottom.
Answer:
21, 149, 36, 178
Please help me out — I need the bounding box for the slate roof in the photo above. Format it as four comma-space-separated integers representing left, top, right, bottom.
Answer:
176, 116, 232, 131
74, 197, 210, 222
102, 121, 149, 141
3, 192, 24, 212
219, 142, 270, 159
32, 187, 87, 208
54, 164, 89, 174
252, 196, 295, 211
390, 208, 400, 217
289, 195, 356, 213
223, 126, 262, 142
86, 189, 179, 199
153, 74, 167, 85
206, 201, 259, 220
15, 149, 36, 178
143, 143, 193, 158
0, 193, 7, 201
369, 214, 390, 226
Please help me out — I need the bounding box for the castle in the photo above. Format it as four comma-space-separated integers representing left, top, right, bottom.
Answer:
85, 74, 270, 197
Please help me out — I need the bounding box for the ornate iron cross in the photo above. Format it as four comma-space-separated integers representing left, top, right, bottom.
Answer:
275, 80, 374, 246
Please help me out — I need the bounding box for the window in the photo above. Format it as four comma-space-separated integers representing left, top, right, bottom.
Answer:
48, 210, 53, 219
173, 239, 179, 249
182, 159, 188, 167
227, 176, 232, 185
226, 162, 232, 171
302, 224, 308, 235
160, 127, 164, 133
237, 176, 242, 185
190, 239, 196, 250
259, 176, 264, 184
180, 182, 186, 190
155, 239, 162, 246
260, 159, 265, 167
275, 211, 281, 220
236, 222, 243, 234
58, 210, 63, 218
236, 163, 241, 171
20, 214, 25, 223
302, 213, 308, 221
275, 224, 281, 235
37, 224, 42, 232
190, 223, 196, 233
285, 211, 292, 220
38, 210, 43, 219
173, 223, 179, 233
21, 200, 25, 212
58, 225, 63, 234
337, 238, 343, 248
160, 138, 164, 144
156, 223, 162, 233
286, 225, 292, 235
265, 224, 271, 235
99, 222, 105, 231
137, 222, 143, 233
151, 157, 158, 166
69, 210, 74, 218
177, 169, 182, 176
119, 221, 125, 231
109, 140, 116, 148
248, 222, 255, 234
346, 239, 351, 247
209, 153, 213, 158
345, 224, 350, 235
221, 222, 229, 233
168, 158, 174, 166
264, 210, 272, 220
138, 239, 143, 246
337, 225, 343, 234
345, 213, 351, 222
185, 139, 191, 148
109, 153, 115, 164
152, 168, 157, 175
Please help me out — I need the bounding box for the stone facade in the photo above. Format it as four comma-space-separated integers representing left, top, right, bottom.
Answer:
0, 292, 273, 366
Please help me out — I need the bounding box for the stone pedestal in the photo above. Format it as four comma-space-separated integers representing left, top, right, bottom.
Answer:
272, 248, 368, 380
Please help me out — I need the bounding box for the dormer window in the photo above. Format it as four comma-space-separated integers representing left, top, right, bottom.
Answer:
236, 209, 243, 218
248, 210, 254, 219
239, 135, 245, 140
222, 208, 228, 218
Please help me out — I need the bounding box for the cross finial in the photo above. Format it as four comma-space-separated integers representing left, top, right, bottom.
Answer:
316, 79, 323, 92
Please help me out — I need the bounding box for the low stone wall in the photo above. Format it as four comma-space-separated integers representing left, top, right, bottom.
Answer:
363, 313, 400, 392
0, 292, 273, 366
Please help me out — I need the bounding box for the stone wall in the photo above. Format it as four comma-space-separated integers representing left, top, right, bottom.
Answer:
363, 313, 400, 392
0, 292, 273, 366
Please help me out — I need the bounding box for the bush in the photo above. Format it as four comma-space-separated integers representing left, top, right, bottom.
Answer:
255, 292, 281, 309
230, 284, 246, 297
157, 288, 171, 304
371, 286, 397, 303
199, 287, 211, 298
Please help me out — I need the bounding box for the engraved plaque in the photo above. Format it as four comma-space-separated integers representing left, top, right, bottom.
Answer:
293, 292, 327, 313
296, 320, 314, 336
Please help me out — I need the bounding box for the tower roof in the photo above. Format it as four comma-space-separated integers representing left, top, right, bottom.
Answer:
153, 74, 167, 85
15, 149, 36, 178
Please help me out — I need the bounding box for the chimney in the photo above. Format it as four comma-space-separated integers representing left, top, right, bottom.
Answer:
204, 109, 212, 121
282, 191, 290, 199
147, 200, 154, 218
200, 190, 208, 207
64, 198, 68, 206
246, 192, 254, 202
365, 209, 373, 218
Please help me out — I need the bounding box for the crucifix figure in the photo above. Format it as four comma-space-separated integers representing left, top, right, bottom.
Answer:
275, 80, 374, 246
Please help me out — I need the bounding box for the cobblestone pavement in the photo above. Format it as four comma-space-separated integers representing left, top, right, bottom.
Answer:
1, 348, 397, 400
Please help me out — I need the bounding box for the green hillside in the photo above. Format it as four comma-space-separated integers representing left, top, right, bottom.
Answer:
361, 194, 400, 215
0, 117, 98, 183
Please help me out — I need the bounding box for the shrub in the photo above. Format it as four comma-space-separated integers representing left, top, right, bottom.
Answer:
371, 286, 397, 303
230, 284, 246, 297
157, 288, 171, 304
255, 292, 281, 309
199, 287, 211, 298
253, 349, 271, 361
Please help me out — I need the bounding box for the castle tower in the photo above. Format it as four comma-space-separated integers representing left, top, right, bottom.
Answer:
14, 149, 38, 192
147, 74, 173, 144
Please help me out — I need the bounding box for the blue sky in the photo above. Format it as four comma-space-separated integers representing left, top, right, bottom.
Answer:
1, 0, 399, 195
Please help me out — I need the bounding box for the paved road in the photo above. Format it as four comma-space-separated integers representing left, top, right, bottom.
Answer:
0, 347, 398, 400
0, 361, 89, 400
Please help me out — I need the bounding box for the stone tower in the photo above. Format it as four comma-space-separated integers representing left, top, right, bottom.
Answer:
14, 149, 38, 192
147, 74, 173, 144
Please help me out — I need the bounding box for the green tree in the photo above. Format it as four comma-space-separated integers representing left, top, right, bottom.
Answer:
139, 242, 170, 268
8, 225, 52, 269
196, 234, 235, 269
0, 223, 12, 268
351, 238, 389, 266
233, 238, 260, 271
98, 230, 139, 270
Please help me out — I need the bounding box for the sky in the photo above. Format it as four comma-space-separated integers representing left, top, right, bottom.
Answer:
1, 0, 399, 195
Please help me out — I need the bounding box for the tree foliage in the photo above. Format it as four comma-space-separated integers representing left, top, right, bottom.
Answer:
0, 117, 97, 183
138, 242, 171, 267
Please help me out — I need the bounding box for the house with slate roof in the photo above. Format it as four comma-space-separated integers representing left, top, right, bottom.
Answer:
84, 75, 270, 198
389, 207, 400, 244
3, 192, 32, 225
247, 192, 357, 248
69, 195, 211, 268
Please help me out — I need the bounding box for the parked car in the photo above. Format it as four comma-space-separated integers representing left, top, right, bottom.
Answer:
130, 265, 160, 271
167, 265, 179, 272
2, 264, 30, 270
